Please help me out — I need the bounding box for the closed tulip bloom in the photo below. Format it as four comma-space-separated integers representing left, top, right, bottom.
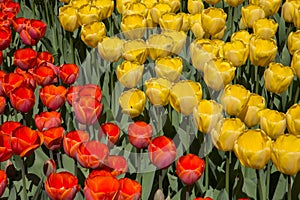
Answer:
177, 12, 190, 32
0, 133, 13, 162
204, 58, 236, 91
223, 40, 249, 67
231, 30, 252, 46
150, 3, 171, 24
170, 80, 202, 116
0, 26, 11, 51
201, 8, 227, 36
221, 84, 251, 116
148, 136, 177, 169
45, 171, 80, 200
249, 36, 277, 67
21, 19, 47, 46
147, 34, 174, 60
43, 127, 65, 150
250, 0, 281, 17
188, 0, 204, 14
272, 134, 300, 175
40, 85, 67, 110
234, 129, 272, 169
32, 62, 59, 86
155, 56, 182, 82
0, 170, 7, 197
70, 0, 89, 8
176, 154, 205, 185
81, 21, 106, 48
116, 0, 139, 14
2, 73, 25, 95
291, 50, 300, 79
0, 121, 22, 135
75, 84, 102, 102
162, 30, 186, 55
13, 48, 37, 70
286, 104, 300, 136
159, 13, 183, 32
141, 0, 157, 9
264, 62, 294, 94
98, 122, 120, 146
241, 5, 265, 29
119, 88, 146, 118
34, 111, 62, 131
128, 121, 152, 149
9, 86, 35, 113
123, 2, 148, 17
122, 39, 148, 64
253, 18, 278, 39
145, 78, 171, 106
288, 30, 300, 55
118, 178, 142, 200
103, 155, 128, 176
282, 1, 299, 23
37, 51, 54, 66
159, 0, 181, 13
77, 4, 100, 26
59, 63, 79, 85
116, 60, 144, 88
237, 93, 266, 128
258, 109, 286, 140
58, 5, 80, 32
225, 0, 244, 7
63, 130, 90, 159
98, 37, 125, 62
121, 14, 146, 40
92, 0, 114, 20
193, 100, 223, 134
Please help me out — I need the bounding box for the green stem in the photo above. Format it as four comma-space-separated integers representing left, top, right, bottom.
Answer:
256, 169, 264, 200
185, 185, 190, 200
159, 169, 163, 190
255, 66, 259, 94
287, 175, 292, 200
68, 32, 75, 63
49, 150, 54, 160
225, 152, 230, 198
57, 152, 62, 169
21, 157, 28, 200
294, 80, 300, 104
269, 92, 275, 109
136, 149, 142, 183
266, 161, 271, 200
205, 155, 209, 191
229, 6, 234, 37
74, 159, 78, 177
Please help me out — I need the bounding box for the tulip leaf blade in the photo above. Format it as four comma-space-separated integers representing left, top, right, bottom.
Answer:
141, 171, 155, 200
280, 44, 291, 66
271, 173, 286, 200
292, 172, 300, 199
7, 185, 17, 200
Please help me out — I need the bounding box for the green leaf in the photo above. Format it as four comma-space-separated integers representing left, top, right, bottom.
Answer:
8, 185, 17, 200
142, 171, 155, 200
241, 168, 257, 199
272, 174, 286, 200
280, 44, 291, 66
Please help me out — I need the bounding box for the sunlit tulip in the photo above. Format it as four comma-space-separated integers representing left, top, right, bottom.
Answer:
81, 21, 106, 48
63, 130, 90, 159
70, 0, 89, 8
225, 0, 244, 7
103, 155, 128, 176
34, 111, 62, 131
37, 51, 54, 66
223, 40, 249, 67
231, 30, 252, 46
128, 121, 153, 149
77, 4, 100, 26
221, 84, 251, 116
123, 2, 148, 17
155, 56, 182, 82
58, 5, 80, 32
59, 63, 79, 85
162, 31, 186, 55
189, 13, 205, 38
170, 80, 202, 116
234, 129, 272, 169
291, 49, 300, 79
0, 134, 13, 162
42, 127, 64, 150
98, 37, 125, 62
187, 0, 204, 14
177, 12, 190, 32
121, 14, 146, 40
241, 5, 265, 29
39, 85, 67, 110
0, 121, 22, 135
286, 104, 300, 136
116, 60, 144, 88
0, 170, 7, 197
264, 62, 294, 94
145, 78, 171, 106
253, 18, 278, 39
119, 88, 146, 118
98, 122, 120, 146
117, 178, 142, 200
250, 0, 281, 17
9, 86, 35, 113
2, 73, 25, 95
150, 3, 172, 24
13, 48, 37, 70
159, 13, 183, 32
193, 100, 223, 134
20, 19, 47, 46
201, 8, 227, 36
282, 1, 300, 23
92, 0, 114, 20
288, 30, 300, 55
0, 26, 11, 51
116, 0, 139, 13
122, 39, 148, 64
147, 34, 174, 60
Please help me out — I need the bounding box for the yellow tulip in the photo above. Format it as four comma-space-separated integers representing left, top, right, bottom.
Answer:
253, 18, 278, 39
169, 80, 202, 116
212, 39, 225, 58
211, 26, 226, 40
177, 12, 190, 32
159, 13, 183, 32
264, 62, 294, 94
81, 21, 106, 48
141, 0, 158, 8
288, 30, 300, 55
294, 7, 300, 29
70, 0, 89, 8
231, 30, 252, 46
203, 58, 236, 91
224, 0, 244, 7
241, 5, 265, 29
159, 0, 181, 13
250, 0, 281, 17
286, 104, 300, 136
291, 49, 300, 79
123, 2, 148, 17
150, 3, 172, 24
237, 93, 266, 128
221, 84, 251, 116
258, 109, 286, 140
97, 37, 125, 62
58, 5, 80, 32
272, 134, 300, 175
121, 14, 146, 40
119, 88, 146, 118
211, 118, 246, 151
189, 13, 205, 38
144, 78, 172, 106
282, 1, 300, 23
249, 36, 277, 67
187, 0, 204, 14
122, 39, 148, 64
162, 31, 186, 55
116, 60, 144, 88
147, 34, 174, 60
145, 10, 157, 28
204, 0, 221, 5
234, 129, 272, 169
201, 8, 227, 36
193, 100, 223, 134
92, 0, 114, 20
116, 0, 139, 14
155, 57, 183, 82
77, 4, 100, 26
223, 40, 249, 67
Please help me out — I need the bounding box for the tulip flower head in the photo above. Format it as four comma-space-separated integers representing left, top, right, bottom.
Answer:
116, 60, 144, 88
63, 130, 90, 159
0, 170, 7, 197
155, 56, 183, 82
286, 104, 300, 136
98, 122, 120, 146
145, 77, 172, 106
118, 178, 142, 200
119, 88, 146, 118
128, 121, 153, 149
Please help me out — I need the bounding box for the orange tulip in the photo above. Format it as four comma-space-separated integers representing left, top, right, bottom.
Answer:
117, 178, 142, 200
63, 130, 90, 159
0, 170, 7, 197
42, 127, 64, 150
98, 122, 120, 146
39, 85, 67, 110
9, 86, 35, 113
128, 121, 153, 149
34, 111, 62, 132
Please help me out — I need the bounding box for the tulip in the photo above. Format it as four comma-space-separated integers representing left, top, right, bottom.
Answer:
98, 122, 120, 146
231, 30, 252, 46
12, 17, 29, 33
77, 4, 100, 26
35, 111, 61, 132
204, 0, 221, 5
282, 1, 300, 23
32, 63, 58, 86
16, 70, 36, 90
253, 18, 278, 39
288, 30, 300, 55
203, 58, 236, 91
81, 21, 106, 48
148, 136, 177, 169
176, 154, 205, 185
249, 36, 277, 67
119, 88, 146, 118
150, 3, 172, 24
70, 0, 89, 8
13, 48, 37, 70
272, 134, 300, 175
162, 30, 187, 55
141, 0, 157, 9
45, 171, 80, 200
88, 170, 112, 178
223, 40, 249, 67
0, 133, 13, 162
286, 104, 300, 136
237, 93, 266, 128
43, 127, 64, 150
177, 12, 190, 32
102, 155, 128, 176
0, 170, 7, 197
144, 78, 171, 106
43, 159, 56, 177
160, 0, 181, 13
11, 126, 43, 157
0, 121, 22, 135
250, 0, 281, 17
116, 60, 144, 88
118, 178, 142, 200
155, 56, 182, 82
241, 5, 265, 29
187, 0, 204, 14
201, 8, 227, 36
20, 19, 47, 46
39, 85, 67, 110
193, 100, 223, 134
159, 13, 183, 32
121, 14, 146, 40
63, 130, 90, 159
170, 80, 202, 116
0, 96, 5, 114
58, 5, 80, 32
128, 121, 153, 149
75, 84, 102, 102
92, 0, 114, 20
9, 86, 35, 113
264, 62, 294, 94
122, 39, 148, 64
37, 51, 54, 66
147, 34, 174, 60
98, 37, 125, 62
225, 0, 244, 7
221, 84, 251, 116
0, 26, 11, 51
2, 73, 25, 95
84, 174, 119, 200
116, 0, 139, 14
122, 2, 148, 17
291, 49, 300, 79
59, 63, 79, 85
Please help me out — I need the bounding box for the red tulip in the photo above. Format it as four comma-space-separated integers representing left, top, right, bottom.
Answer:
88, 170, 112, 178
39, 85, 67, 110
0, 170, 7, 197
45, 171, 80, 200
75, 84, 102, 102
43, 159, 56, 176
102, 155, 128, 176
1, 1, 20, 15
12, 17, 29, 33
0, 25, 11, 50
98, 122, 120, 146
43, 127, 64, 150
176, 154, 205, 185
13, 48, 37, 70
117, 178, 142, 200
0, 96, 5, 114
20, 19, 47, 46
59, 64, 79, 84
34, 111, 62, 131
15, 69, 36, 90
0, 121, 22, 135
128, 121, 152, 149
0, 133, 12, 162
37, 51, 54, 65
0, 12, 11, 28
0, 51, 2, 65
63, 130, 90, 159
11, 126, 43, 157
76, 140, 109, 169
66, 85, 82, 105
0, 70, 5, 96
9, 86, 35, 113
148, 136, 177, 169
32, 62, 58, 86
84, 174, 119, 200
2, 72, 25, 95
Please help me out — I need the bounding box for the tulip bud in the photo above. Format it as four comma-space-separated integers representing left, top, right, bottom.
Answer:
123, 2, 148, 17
162, 31, 187, 55
147, 34, 174, 60
119, 88, 146, 118
291, 49, 300, 79
189, 13, 205, 38
92, 0, 114, 20
223, 40, 249, 67
241, 5, 265, 29
177, 12, 190, 32
43, 127, 64, 150
150, 3, 172, 24
253, 18, 278, 39
9, 86, 35, 113
81, 21, 106, 48
121, 14, 146, 40
145, 78, 171, 106
201, 8, 227, 36
128, 121, 153, 149
282, 1, 299, 23
39, 85, 67, 110
154, 189, 165, 200
116, 60, 144, 88
98, 37, 125, 62
250, 0, 281, 17
288, 30, 300, 55
59, 64, 79, 85
159, 13, 183, 32
13, 48, 37, 70
286, 104, 300, 136
187, 0, 204, 14
77, 4, 100, 26
155, 56, 182, 82
58, 5, 80, 32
